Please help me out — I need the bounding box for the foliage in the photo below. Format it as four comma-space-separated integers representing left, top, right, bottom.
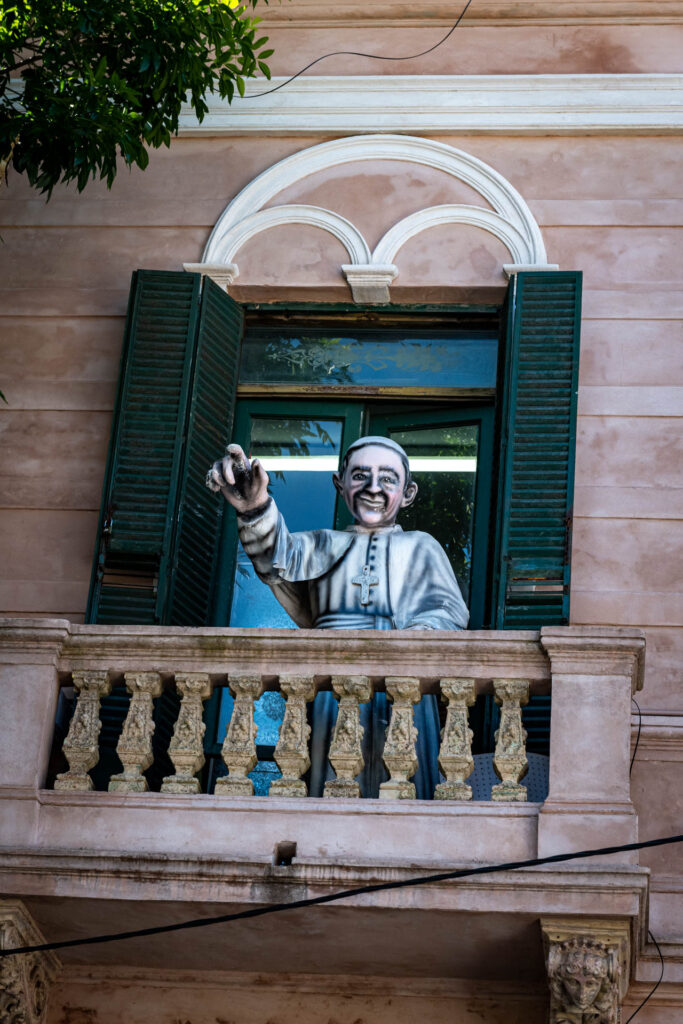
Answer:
0, 0, 273, 196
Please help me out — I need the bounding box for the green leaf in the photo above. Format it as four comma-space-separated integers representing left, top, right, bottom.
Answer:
2, 0, 276, 196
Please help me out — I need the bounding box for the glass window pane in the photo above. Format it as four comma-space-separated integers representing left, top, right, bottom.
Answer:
240, 328, 497, 390
386, 424, 479, 603
229, 417, 343, 627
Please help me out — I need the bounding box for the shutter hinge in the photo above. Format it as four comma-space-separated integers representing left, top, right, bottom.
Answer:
103, 504, 114, 537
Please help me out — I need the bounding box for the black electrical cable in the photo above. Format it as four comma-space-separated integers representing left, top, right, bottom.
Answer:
242, 0, 474, 98
1, 833, 681, 959
630, 696, 642, 776
625, 930, 665, 1023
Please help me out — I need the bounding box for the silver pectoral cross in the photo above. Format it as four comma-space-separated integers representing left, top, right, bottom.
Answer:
352, 565, 379, 606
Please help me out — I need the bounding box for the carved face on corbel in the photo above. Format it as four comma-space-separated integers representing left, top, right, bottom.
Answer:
548, 938, 618, 1014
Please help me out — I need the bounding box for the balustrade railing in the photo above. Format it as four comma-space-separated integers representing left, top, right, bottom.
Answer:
52, 668, 538, 802
0, 619, 645, 868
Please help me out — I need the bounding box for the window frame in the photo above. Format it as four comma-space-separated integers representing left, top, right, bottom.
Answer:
87, 271, 581, 638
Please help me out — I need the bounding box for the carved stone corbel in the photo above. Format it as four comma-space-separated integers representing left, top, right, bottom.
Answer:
54, 670, 112, 791
379, 677, 421, 799
492, 678, 529, 801
215, 675, 264, 796
434, 678, 476, 800
0, 900, 60, 1024
271, 675, 317, 798
161, 673, 213, 794
542, 918, 631, 1024
109, 672, 163, 793
324, 675, 371, 798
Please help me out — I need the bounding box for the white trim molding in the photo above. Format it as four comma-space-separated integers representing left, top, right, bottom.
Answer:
341, 265, 399, 304
196, 135, 553, 302
257, 2, 683, 27
373, 205, 535, 266
178, 75, 683, 137
182, 262, 239, 291
205, 204, 372, 266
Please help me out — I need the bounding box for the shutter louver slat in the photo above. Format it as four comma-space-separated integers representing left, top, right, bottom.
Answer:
496, 272, 581, 632
167, 278, 243, 626
86, 271, 201, 624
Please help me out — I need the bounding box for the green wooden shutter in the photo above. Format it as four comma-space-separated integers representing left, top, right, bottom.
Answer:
494, 271, 582, 629
166, 278, 244, 625
87, 271, 243, 626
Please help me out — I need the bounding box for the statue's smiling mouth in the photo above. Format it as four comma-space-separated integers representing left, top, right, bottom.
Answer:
357, 496, 386, 510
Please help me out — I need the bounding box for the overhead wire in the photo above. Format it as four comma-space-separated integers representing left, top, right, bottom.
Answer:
1, 0, 671, 1016
242, 0, 475, 98
625, 931, 665, 1023
1, 833, 681, 959
630, 696, 642, 775
2, 9, 670, 1018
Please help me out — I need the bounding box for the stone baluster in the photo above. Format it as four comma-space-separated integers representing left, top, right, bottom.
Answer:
54, 670, 112, 792
324, 675, 371, 798
492, 678, 529, 801
161, 673, 212, 794
434, 678, 476, 801
108, 672, 163, 793
379, 677, 421, 800
215, 675, 264, 796
271, 675, 317, 797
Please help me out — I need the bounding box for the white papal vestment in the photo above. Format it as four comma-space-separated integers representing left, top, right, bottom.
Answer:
237, 498, 468, 797
237, 498, 469, 632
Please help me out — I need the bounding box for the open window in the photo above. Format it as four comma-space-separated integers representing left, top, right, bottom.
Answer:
87, 269, 581, 636
218, 398, 494, 630
83, 268, 581, 786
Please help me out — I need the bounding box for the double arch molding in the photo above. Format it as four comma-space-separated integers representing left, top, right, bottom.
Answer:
195, 135, 555, 302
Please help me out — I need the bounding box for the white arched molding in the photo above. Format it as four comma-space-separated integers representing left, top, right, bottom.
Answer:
206, 204, 372, 266
373, 206, 534, 267
192, 135, 556, 303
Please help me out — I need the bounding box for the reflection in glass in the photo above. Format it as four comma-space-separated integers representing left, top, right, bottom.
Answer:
229, 417, 343, 628
240, 328, 497, 390
387, 424, 478, 602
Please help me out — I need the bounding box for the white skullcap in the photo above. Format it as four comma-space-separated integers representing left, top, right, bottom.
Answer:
340, 435, 411, 476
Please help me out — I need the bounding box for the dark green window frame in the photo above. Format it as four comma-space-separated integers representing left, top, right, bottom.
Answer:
87, 269, 581, 634
215, 397, 495, 630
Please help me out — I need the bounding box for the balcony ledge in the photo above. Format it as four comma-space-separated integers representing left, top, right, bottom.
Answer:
0, 618, 650, 992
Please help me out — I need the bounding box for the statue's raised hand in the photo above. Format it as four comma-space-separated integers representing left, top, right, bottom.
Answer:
206, 444, 270, 515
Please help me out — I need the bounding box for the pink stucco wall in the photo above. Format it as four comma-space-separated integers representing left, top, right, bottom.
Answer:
0, 7, 682, 1021
1, 131, 680, 715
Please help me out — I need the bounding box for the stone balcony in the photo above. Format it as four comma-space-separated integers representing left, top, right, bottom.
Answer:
0, 619, 649, 1021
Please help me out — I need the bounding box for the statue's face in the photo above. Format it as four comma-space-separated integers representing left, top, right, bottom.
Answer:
333, 444, 418, 528
560, 974, 603, 1010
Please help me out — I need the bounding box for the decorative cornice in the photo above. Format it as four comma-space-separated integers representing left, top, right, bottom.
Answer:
178, 75, 683, 137
58, 623, 550, 684
540, 627, 646, 693
631, 712, 683, 761
0, 844, 649, 910
258, 2, 683, 27
61, 964, 548, 1000
0, 618, 71, 663
341, 264, 398, 304
182, 262, 239, 291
